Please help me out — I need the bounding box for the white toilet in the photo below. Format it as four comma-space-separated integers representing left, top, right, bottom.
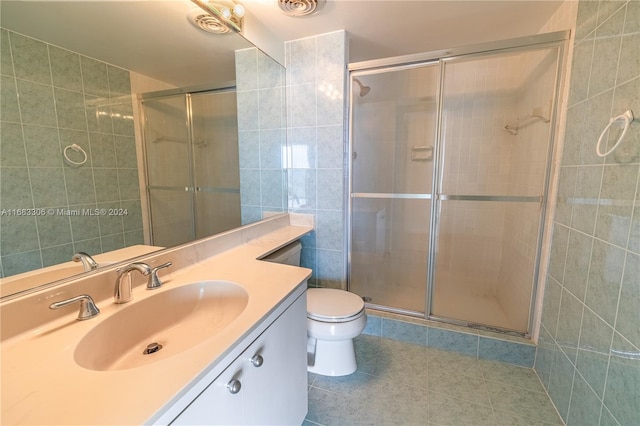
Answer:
306, 288, 367, 376
263, 242, 367, 377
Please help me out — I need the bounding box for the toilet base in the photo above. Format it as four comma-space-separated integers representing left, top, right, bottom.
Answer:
307, 338, 357, 376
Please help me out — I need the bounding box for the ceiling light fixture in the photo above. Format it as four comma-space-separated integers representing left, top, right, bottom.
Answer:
277, 0, 324, 17
220, 3, 244, 19
190, 0, 244, 33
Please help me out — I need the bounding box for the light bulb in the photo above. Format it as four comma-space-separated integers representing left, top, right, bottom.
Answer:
233, 4, 245, 17
220, 6, 232, 19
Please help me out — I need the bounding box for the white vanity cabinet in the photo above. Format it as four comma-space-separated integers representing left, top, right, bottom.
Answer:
171, 293, 308, 425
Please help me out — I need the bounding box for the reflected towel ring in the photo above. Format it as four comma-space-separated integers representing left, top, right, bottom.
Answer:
63, 143, 88, 166
596, 110, 635, 157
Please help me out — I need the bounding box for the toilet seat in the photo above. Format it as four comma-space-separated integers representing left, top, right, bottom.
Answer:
307, 288, 365, 323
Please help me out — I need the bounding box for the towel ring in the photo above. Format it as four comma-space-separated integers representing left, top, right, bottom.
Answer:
596, 110, 635, 157
63, 143, 88, 166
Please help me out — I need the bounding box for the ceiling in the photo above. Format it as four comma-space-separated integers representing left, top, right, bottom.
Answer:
0, 1, 565, 86
0, 1, 253, 87
245, 0, 565, 63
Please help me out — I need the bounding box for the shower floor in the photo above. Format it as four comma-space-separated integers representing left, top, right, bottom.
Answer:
350, 253, 427, 313
431, 278, 513, 331
352, 262, 520, 332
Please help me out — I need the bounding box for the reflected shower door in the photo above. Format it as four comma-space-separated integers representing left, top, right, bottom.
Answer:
142, 89, 241, 247
350, 64, 439, 314
142, 95, 194, 246
191, 91, 241, 238
431, 47, 560, 333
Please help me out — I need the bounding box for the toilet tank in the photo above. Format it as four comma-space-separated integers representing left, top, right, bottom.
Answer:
262, 241, 302, 266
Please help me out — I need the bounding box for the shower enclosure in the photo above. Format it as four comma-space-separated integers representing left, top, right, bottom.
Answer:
348, 33, 566, 335
140, 87, 241, 247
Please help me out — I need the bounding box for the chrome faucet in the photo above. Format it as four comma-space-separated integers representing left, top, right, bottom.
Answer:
49, 294, 100, 320
114, 262, 151, 304
72, 251, 99, 272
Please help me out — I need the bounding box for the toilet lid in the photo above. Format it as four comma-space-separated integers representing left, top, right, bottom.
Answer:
307, 288, 365, 321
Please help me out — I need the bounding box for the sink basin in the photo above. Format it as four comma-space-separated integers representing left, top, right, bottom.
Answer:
74, 281, 249, 371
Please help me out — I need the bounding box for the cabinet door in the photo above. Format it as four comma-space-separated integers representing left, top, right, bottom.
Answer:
171, 363, 244, 425
171, 293, 307, 425
242, 294, 308, 425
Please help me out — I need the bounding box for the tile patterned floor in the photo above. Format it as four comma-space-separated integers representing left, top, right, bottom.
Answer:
304, 335, 562, 426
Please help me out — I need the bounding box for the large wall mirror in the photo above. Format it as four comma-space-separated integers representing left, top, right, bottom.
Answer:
0, 1, 287, 298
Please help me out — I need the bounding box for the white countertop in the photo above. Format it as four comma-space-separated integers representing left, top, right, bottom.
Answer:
1, 216, 312, 425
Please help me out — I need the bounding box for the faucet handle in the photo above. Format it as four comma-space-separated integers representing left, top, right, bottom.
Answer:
49, 294, 100, 320
147, 262, 172, 290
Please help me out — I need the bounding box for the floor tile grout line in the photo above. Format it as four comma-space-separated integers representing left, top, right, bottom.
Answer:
482, 377, 550, 394
427, 387, 493, 409
479, 364, 501, 426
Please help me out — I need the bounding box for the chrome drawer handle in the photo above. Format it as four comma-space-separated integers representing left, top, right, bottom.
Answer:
226, 379, 241, 394
251, 354, 264, 367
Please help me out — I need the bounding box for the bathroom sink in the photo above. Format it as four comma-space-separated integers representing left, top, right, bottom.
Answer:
74, 280, 249, 371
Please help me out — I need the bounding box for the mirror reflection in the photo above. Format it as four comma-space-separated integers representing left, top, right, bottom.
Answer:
141, 87, 241, 247
0, 1, 286, 298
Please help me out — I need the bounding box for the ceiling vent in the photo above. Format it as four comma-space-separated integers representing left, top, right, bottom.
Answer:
277, 0, 323, 17
188, 9, 232, 34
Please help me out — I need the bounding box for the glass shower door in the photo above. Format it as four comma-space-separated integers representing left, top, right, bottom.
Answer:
349, 64, 439, 314
431, 47, 560, 333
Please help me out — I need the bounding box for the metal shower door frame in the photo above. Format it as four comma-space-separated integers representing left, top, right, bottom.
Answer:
346, 31, 569, 336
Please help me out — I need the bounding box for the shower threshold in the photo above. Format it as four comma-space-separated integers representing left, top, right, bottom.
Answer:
364, 301, 531, 339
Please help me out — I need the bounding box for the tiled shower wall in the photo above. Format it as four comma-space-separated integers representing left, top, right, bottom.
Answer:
534, 0, 640, 425
285, 31, 347, 288
0, 29, 143, 277
235, 47, 287, 225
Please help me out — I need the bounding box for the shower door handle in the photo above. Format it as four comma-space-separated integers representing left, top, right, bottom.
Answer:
411, 146, 433, 161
